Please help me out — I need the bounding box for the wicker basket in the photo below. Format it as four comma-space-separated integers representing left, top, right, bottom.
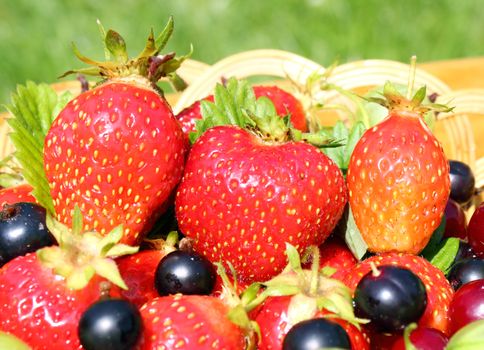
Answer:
1, 50, 483, 210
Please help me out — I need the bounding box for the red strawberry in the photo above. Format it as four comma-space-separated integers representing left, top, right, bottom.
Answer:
176, 95, 215, 134
0, 212, 134, 350
176, 79, 346, 283
253, 85, 308, 131
44, 23, 188, 245
347, 84, 450, 254
305, 235, 357, 281
0, 184, 36, 206
175, 85, 307, 135
343, 253, 454, 335
137, 294, 248, 349
247, 244, 367, 349
252, 295, 369, 350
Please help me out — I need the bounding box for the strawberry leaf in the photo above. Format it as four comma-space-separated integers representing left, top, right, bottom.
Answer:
4, 81, 71, 215
428, 237, 460, 274
321, 121, 366, 175
420, 215, 446, 259
342, 206, 368, 260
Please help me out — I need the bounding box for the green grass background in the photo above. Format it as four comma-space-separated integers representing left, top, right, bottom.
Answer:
1, 0, 483, 104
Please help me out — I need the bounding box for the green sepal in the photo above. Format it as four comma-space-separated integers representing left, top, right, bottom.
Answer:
40, 214, 137, 291
0, 331, 31, 350
4, 81, 69, 215
105, 30, 128, 63
72, 205, 83, 236
411, 86, 427, 107
446, 320, 484, 350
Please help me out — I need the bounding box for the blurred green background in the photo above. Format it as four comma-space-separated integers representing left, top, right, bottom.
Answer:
1, 0, 483, 104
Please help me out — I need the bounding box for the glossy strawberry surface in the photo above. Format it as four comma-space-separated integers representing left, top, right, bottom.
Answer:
343, 253, 454, 335
44, 79, 188, 245
0, 253, 120, 350
137, 294, 245, 349
117, 249, 167, 307
0, 184, 36, 207
175, 125, 347, 283
347, 110, 450, 254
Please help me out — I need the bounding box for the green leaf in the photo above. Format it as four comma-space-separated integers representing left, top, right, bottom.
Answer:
4, 81, 69, 215
343, 206, 368, 260
429, 237, 460, 274
0, 332, 31, 350
420, 215, 446, 259
343, 122, 366, 167
446, 320, 484, 350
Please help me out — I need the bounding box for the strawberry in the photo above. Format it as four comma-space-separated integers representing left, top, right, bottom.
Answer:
117, 232, 178, 307
176, 79, 346, 283
175, 85, 307, 135
137, 294, 248, 349
252, 295, 369, 350
347, 82, 450, 254
0, 209, 136, 350
343, 253, 454, 335
304, 235, 358, 281
176, 95, 215, 134
253, 85, 308, 131
246, 244, 368, 349
43, 20, 188, 245
0, 183, 36, 206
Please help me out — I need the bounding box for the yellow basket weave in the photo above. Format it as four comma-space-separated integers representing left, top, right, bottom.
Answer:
1, 50, 482, 209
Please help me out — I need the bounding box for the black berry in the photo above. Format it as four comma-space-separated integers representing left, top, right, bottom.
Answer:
447, 258, 484, 290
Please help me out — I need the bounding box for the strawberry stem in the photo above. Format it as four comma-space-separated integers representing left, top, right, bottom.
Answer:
406, 55, 417, 100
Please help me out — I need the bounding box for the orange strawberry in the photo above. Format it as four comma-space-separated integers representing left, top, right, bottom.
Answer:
43, 20, 188, 245
347, 82, 450, 254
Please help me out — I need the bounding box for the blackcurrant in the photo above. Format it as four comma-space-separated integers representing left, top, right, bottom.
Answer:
449, 160, 475, 204
354, 265, 427, 332
447, 258, 484, 290
282, 318, 351, 350
78, 298, 142, 350
154, 250, 216, 296
0, 202, 56, 267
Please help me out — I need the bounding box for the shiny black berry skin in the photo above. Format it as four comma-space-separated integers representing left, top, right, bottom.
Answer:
282, 318, 351, 350
354, 265, 427, 332
78, 299, 142, 350
0, 202, 56, 267
449, 160, 475, 204
154, 250, 216, 296
447, 259, 484, 290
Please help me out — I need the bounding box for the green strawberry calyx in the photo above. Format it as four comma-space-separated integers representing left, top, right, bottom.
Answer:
190, 77, 343, 149
366, 56, 452, 115
242, 243, 366, 328
214, 262, 259, 350
60, 16, 190, 90
37, 206, 138, 290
